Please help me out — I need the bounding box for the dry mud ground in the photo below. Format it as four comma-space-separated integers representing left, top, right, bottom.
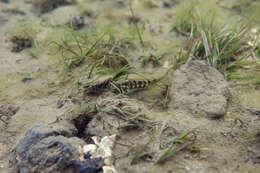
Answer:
0, 0, 260, 173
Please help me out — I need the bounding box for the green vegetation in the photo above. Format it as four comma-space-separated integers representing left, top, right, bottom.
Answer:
171, 0, 221, 35
141, 51, 161, 67
156, 130, 196, 164
172, 0, 260, 85
129, 3, 145, 50
49, 26, 133, 74
192, 23, 249, 73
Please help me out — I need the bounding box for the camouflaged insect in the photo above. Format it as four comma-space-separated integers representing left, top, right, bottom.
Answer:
84, 78, 157, 95
110, 79, 157, 94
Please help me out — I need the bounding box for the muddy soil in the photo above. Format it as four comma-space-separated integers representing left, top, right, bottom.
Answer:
0, 0, 260, 173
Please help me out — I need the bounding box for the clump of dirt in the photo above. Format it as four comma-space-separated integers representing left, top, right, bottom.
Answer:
9, 36, 32, 52
170, 60, 230, 118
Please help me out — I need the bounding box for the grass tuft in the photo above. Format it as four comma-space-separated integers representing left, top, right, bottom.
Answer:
49, 26, 131, 76
171, 0, 259, 79
192, 23, 249, 73
129, 3, 145, 50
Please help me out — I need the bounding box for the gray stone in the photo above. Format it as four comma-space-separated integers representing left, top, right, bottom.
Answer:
13, 125, 85, 173
170, 60, 229, 118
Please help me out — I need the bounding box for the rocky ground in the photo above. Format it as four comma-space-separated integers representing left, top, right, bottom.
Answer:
0, 0, 260, 173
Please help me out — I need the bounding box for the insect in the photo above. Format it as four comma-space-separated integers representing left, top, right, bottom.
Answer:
110, 79, 157, 94
83, 78, 112, 95
84, 78, 157, 95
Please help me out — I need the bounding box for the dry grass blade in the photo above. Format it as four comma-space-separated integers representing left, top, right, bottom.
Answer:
0, 117, 8, 125
201, 28, 210, 57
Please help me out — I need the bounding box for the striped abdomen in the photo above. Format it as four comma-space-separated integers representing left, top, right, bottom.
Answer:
110, 79, 156, 94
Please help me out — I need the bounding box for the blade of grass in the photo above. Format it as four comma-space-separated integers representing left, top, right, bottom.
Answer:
155, 130, 196, 164
112, 65, 136, 80
131, 152, 151, 165
129, 3, 144, 50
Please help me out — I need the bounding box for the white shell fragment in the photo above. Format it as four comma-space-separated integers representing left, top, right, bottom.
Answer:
79, 134, 118, 173
98, 135, 116, 165
83, 144, 97, 154
103, 165, 119, 173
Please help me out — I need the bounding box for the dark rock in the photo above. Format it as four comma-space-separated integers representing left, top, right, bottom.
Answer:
169, 60, 229, 118
67, 16, 85, 30
162, 0, 178, 8
72, 152, 103, 173
163, 2, 171, 8
13, 125, 86, 173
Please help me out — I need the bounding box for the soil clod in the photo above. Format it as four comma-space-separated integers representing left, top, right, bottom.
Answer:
10, 36, 32, 52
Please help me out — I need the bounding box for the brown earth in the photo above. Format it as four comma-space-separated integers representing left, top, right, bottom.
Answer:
0, 0, 260, 173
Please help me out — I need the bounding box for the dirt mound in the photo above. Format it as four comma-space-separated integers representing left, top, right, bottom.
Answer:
170, 60, 230, 118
